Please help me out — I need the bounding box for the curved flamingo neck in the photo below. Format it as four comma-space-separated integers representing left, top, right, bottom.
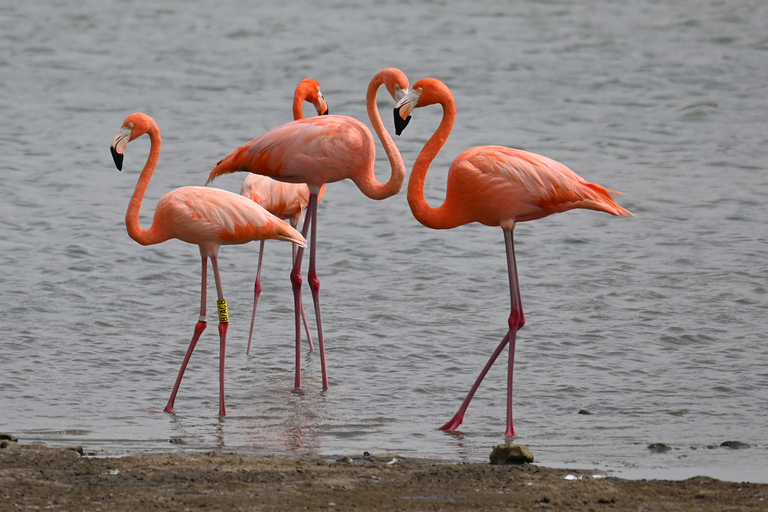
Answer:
292, 89, 308, 120
407, 89, 460, 229
355, 72, 406, 200
125, 125, 169, 246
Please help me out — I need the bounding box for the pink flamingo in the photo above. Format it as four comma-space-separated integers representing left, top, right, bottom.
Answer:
394, 78, 633, 436
207, 68, 410, 391
109, 112, 306, 417
241, 78, 328, 355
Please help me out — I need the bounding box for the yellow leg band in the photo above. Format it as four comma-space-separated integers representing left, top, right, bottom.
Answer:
217, 299, 229, 323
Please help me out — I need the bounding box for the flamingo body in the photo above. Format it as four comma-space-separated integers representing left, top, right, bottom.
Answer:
437, 145, 631, 230
214, 116, 376, 193
147, 186, 303, 252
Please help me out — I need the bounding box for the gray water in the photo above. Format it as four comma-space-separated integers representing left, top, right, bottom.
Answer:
1, 0, 767, 483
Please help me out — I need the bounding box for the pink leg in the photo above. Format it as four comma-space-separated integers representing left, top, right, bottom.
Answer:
294, 243, 315, 352
290, 199, 314, 388
246, 240, 266, 355
439, 332, 511, 431
440, 229, 524, 436
210, 255, 228, 417
306, 195, 328, 390
161, 257, 209, 414
504, 229, 525, 437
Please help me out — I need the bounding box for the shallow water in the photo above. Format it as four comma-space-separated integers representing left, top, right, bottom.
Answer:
1, 0, 767, 483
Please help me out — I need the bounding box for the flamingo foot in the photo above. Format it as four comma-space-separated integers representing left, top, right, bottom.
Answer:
505, 426, 515, 437
439, 413, 465, 432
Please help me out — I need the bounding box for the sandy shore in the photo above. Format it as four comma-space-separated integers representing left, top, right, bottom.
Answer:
1, 439, 766, 511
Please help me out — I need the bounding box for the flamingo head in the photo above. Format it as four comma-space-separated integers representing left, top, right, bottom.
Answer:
297, 78, 330, 116
394, 78, 451, 135
308, 80, 329, 116
110, 113, 156, 171
378, 68, 410, 103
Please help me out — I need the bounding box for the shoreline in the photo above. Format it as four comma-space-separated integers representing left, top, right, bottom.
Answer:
2, 438, 767, 511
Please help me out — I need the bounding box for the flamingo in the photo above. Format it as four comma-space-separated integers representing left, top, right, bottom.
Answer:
394, 78, 633, 437
207, 68, 410, 391
241, 78, 329, 356
109, 112, 306, 417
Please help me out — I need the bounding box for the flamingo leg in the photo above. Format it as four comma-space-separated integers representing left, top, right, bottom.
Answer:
210, 255, 229, 417
439, 331, 511, 432
290, 199, 314, 388
294, 243, 315, 352
246, 240, 266, 355
503, 228, 525, 437
248, 241, 315, 357
162, 257, 209, 414
305, 194, 328, 390
440, 228, 524, 436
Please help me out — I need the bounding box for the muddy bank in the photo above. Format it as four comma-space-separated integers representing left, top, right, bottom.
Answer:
1, 440, 766, 511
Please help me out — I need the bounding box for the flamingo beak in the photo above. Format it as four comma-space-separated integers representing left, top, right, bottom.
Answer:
110, 125, 132, 171
393, 89, 420, 135
393, 106, 411, 136
110, 146, 123, 171
316, 93, 330, 116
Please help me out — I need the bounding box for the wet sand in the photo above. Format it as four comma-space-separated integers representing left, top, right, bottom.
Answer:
1, 440, 766, 511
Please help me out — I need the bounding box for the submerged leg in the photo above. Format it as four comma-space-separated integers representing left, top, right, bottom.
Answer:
211, 255, 229, 417
440, 228, 525, 436
162, 257, 209, 414
305, 194, 328, 390
246, 240, 266, 356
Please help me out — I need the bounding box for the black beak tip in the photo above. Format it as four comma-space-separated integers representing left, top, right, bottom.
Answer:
111, 146, 123, 171
393, 107, 411, 136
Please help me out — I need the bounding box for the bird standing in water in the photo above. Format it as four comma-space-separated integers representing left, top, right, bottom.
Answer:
208, 68, 410, 391
110, 112, 306, 416
394, 77, 633, 436
240, 78, 328, 355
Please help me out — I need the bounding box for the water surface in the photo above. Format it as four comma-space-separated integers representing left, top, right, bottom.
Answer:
1, 0, 766, 483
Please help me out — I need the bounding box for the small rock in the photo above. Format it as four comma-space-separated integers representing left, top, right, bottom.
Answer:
648, 443, 672, 453
489, 443, 534, 464
1, 440, 21, 450
63, 445, 84, 455
0, 433, 18, 442
720, 441, 750, 449
578, 409, 591, 415
365, 453, 402, 464
336, 456, 353, 464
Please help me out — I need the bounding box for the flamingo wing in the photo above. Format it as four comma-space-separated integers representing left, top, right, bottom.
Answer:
156, 187, 305, 247
208, 116, 373, 188
449, 146, 633, 227
240, 174, 311, 222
